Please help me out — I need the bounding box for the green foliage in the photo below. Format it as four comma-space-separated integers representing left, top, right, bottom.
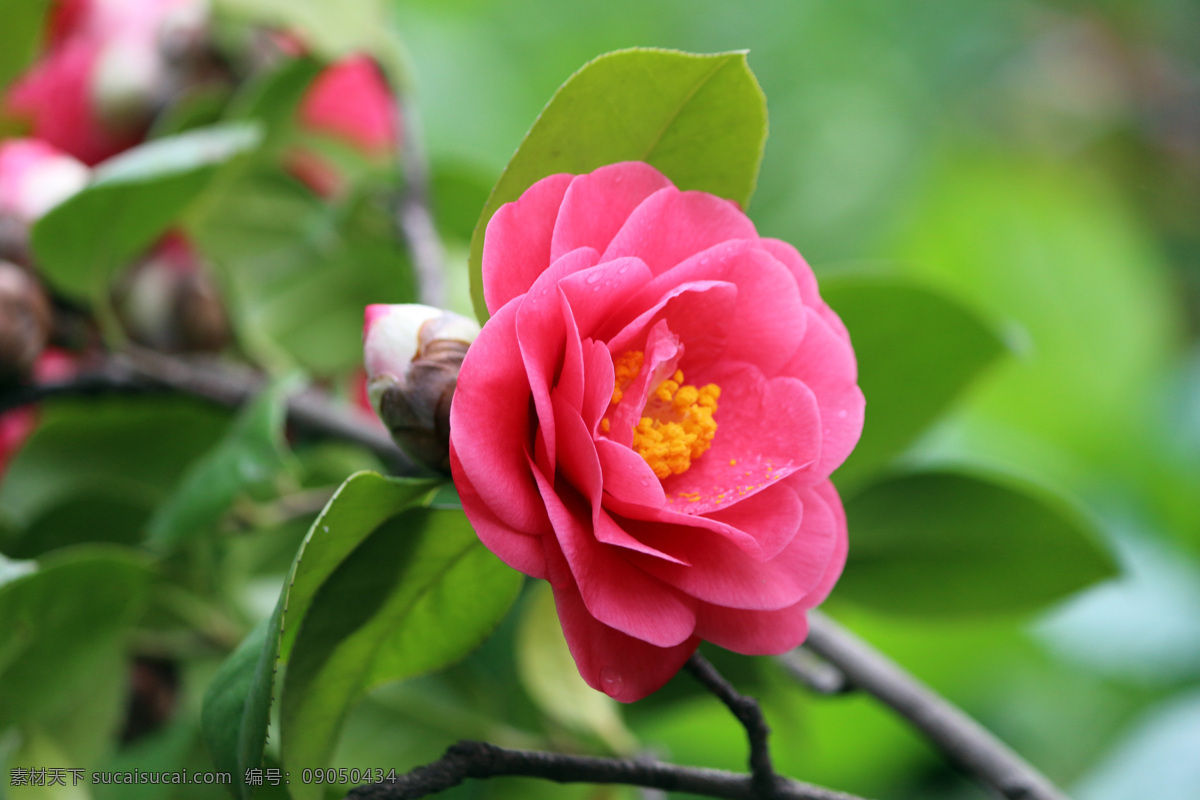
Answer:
0, 400, 231, 554
822, 275, 1007, 491
190, 168, 417, 373
213, 0, 400, 65
836, 468, 1118, 616
146, 376, 301, 552
201, 472, 439, 799
467, 48, 767, 320
0, 547, 153, 729
31, 123, 262, 301
281, 507, 523, 799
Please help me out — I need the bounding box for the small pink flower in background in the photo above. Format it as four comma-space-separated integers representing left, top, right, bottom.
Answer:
0, 139, 90, 225
289, 55, 399, 198
5, 0, 208, 165
450, 162, 865, 702
299, 56, 397, 159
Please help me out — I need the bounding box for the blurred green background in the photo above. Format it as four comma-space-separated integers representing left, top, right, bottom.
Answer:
392, 0, 1200, 798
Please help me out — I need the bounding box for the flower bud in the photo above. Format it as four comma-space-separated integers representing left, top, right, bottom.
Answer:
112, 235, 230, 354
0, 261, 53, 383
363, 304, 480, 472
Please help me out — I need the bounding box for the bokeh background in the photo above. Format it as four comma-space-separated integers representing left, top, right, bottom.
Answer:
370, 1, 1200, 798
2, 1, 1200, 799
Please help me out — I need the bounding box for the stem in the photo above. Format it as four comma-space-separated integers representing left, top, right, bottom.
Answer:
343, 740, 869, 800
684, 653, 781, 799
797, 611, 1071, 800
390, 74, 446, 308
0, 348, 421, 475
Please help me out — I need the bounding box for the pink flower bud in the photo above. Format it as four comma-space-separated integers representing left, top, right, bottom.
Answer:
363, 304, 480, 472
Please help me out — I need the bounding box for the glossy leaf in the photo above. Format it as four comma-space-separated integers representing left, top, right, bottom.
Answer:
468, 48, 767, 320
821, 275, 1006, 491
146, 375, 300, 551
281, 508, 523, 800
200, 472, 438, 798
0, 546, 153, 728
31, 122, 262, 300
837, 468, 1118, 616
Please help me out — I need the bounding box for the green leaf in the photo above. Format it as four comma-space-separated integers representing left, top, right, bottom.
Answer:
200, 472, 437, 798
146, 376, 301, 552
30, 122, 262, 300
468, 48, 767, 321
190, 168, 417, 373
515, 582, 635, 754
223, 56, 324, 144
281, 507, 522, 800
0, 546, 153, 729
7, 490, 149, 558
836, 468, 1118, 616
0, 398, 230, 533
201, 607, 283, 800
820, 275, 1006, 491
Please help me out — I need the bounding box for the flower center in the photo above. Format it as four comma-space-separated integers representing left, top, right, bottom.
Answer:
604, 350, 720, 479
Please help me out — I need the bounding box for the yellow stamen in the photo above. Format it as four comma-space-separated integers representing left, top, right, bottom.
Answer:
611, 350, 644, 405
606, 350, 719, 479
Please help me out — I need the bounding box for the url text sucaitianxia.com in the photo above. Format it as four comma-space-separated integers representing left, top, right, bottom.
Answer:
8, 768, 232, 786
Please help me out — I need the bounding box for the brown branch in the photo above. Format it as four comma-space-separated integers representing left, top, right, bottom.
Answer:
343, 740, 870, 800
684, 653, 781, 799
0, 348, 422, 475
796, 611, 1072, 800
389, 75, 445, 308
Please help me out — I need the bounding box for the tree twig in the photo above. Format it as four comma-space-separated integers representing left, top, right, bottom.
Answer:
684, 653, 781, 799
343, 740, 869, 800
0, 348, 421, 475
390, 76, 445, 308
775, 647, 850, 696
797, 611, 1071, 800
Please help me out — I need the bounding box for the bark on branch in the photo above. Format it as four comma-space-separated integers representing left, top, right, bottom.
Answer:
342, 740, 869, 800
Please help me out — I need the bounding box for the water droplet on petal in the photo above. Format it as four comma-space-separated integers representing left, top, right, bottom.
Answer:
585, 271, 603, 284
600, 668, 623, 696
617, 264, 630, 274
836, 409, 847, 419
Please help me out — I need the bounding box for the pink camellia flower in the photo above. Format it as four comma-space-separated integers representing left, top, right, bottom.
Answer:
449, 161, 865, 702
6, 0, 208, 165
